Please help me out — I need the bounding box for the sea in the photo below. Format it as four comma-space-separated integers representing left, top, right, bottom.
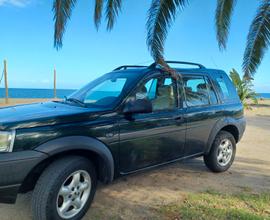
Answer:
0, 88, 269, 99
0, 88, 76, 99
258, 93, 270, 99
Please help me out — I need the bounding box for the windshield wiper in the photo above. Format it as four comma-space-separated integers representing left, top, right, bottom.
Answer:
65, 97, 86, 107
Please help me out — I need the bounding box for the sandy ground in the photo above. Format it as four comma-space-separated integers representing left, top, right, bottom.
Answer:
0, 99, 269, 219
0, 98, 51, 107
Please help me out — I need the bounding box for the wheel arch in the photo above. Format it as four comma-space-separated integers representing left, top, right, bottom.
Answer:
19, 136, 114, 193
205, 119, 240, 155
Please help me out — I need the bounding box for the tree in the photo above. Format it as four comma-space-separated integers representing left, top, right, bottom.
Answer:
215, 0, 270, 79
229, 68, 258, 109
53, 0, 122, 49
53, 0, 270, 78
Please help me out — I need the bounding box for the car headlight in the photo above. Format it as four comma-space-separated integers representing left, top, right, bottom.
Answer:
0, 131, 16, 152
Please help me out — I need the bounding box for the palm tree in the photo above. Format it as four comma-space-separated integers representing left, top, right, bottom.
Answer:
53, 0, 122, 50
229, 68, 258, 109
52, 0, 270, 78
147, 0, 270, 78
215, 0, 270, 78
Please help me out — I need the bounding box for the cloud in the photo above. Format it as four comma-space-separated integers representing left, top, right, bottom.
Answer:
0, 0, 31, 7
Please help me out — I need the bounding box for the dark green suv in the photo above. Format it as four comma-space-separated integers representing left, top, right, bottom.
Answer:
0, 61, 245, 220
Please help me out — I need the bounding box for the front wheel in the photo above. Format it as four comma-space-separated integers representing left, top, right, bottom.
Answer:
32, 156, 97, 220
204, 131, 236, 172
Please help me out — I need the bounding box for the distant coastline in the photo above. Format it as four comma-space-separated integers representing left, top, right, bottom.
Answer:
258, 93, 270, 99
0, 88, 269, 99
0, 88, 76, 99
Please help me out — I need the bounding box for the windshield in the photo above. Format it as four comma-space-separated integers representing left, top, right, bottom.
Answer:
67, 72, 143, 109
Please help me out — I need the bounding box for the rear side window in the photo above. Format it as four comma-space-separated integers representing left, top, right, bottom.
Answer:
216, 77, 230, 99
183, 76, 209, 107
214, 73, 239, 102
206, 77, 218, 105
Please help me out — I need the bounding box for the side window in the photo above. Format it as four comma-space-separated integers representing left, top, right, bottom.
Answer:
216, 77, 230, 99
183, 76, 209, 107
205, 77, 218, 105
152, 77, 177, 111
131, 76, 178, 112
164, 78, 173, 85
214, 74, 239, 102
144, 78, 158, 100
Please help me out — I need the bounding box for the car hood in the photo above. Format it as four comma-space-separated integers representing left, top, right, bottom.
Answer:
0, 101, 107, 130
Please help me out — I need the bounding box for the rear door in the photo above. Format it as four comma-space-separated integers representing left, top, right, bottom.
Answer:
183, 74, 223, 156
118, 73, 186, 173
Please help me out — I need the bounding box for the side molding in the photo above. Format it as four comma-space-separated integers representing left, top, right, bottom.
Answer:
35, 136, 114, 182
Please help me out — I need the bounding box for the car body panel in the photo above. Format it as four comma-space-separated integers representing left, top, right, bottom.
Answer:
184, 104, 224, 156
0, 150, 47, 203
118, 108, 186, 173
35, 136, 115, 182
0, 101, 106, 130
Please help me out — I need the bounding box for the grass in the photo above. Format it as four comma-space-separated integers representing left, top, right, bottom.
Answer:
158, 190, 270, 220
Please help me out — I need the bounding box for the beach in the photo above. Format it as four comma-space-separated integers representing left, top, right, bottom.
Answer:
0, 99, 269, 219
0, 98, 51, 107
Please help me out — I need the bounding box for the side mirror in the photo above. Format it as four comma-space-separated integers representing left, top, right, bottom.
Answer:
123, 99, 153, 114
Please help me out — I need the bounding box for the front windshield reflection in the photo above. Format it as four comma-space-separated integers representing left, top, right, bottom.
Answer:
67, 72, 142, 109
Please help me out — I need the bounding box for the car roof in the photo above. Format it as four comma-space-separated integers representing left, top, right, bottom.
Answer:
111, 66, 225, 78
111, 61, 227, 76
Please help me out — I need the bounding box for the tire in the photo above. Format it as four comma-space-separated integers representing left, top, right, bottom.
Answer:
32, 156, 97, 220
204, 131, 236, 173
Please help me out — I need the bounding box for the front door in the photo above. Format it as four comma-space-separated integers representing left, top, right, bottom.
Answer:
118, 74, 186, 174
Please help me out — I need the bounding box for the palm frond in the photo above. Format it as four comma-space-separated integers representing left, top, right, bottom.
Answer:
229, 68, 242, 87
229, 68, 258, 108
146, 0, 188, 63
94, 0, 104, 30
242, 0, 270, 78
106, 0, 122, 30
53, 0, 77, 49
215, 0, 236, 49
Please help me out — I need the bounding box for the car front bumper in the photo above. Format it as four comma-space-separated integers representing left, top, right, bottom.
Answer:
0, 150, 47, 203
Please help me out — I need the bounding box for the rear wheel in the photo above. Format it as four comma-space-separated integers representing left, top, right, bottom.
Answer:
32, 156, 97, 220
204, 131, 236, 172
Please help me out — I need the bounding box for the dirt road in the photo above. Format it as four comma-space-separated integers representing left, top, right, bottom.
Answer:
0, 115, 269, 220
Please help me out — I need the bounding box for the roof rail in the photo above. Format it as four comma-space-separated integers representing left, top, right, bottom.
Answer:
148, 61, 205, 69
113, 65, 147, 71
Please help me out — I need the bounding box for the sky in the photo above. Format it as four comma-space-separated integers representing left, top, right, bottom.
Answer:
0, 0, 269, 92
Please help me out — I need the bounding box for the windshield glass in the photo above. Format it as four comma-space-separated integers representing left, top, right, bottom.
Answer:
67, 72, 142, 109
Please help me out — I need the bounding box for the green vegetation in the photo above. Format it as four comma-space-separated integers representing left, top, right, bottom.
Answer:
158, 190, 270, 220
52, 0, 270, 78
229, 69, 258, 109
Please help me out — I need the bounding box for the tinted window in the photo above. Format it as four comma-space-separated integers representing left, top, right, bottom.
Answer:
130, 76, 177, 111
164, 78, 173, 85
206, 77, 218, 105
214, 74, 239, 102
152, 77, 177, 111
183, 76, 209, 107
145, 78, 158, 100
216, 77, 230, 99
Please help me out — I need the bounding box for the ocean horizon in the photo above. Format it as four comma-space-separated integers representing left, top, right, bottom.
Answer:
0, 88, 76, 99
0, 88, 270, 99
